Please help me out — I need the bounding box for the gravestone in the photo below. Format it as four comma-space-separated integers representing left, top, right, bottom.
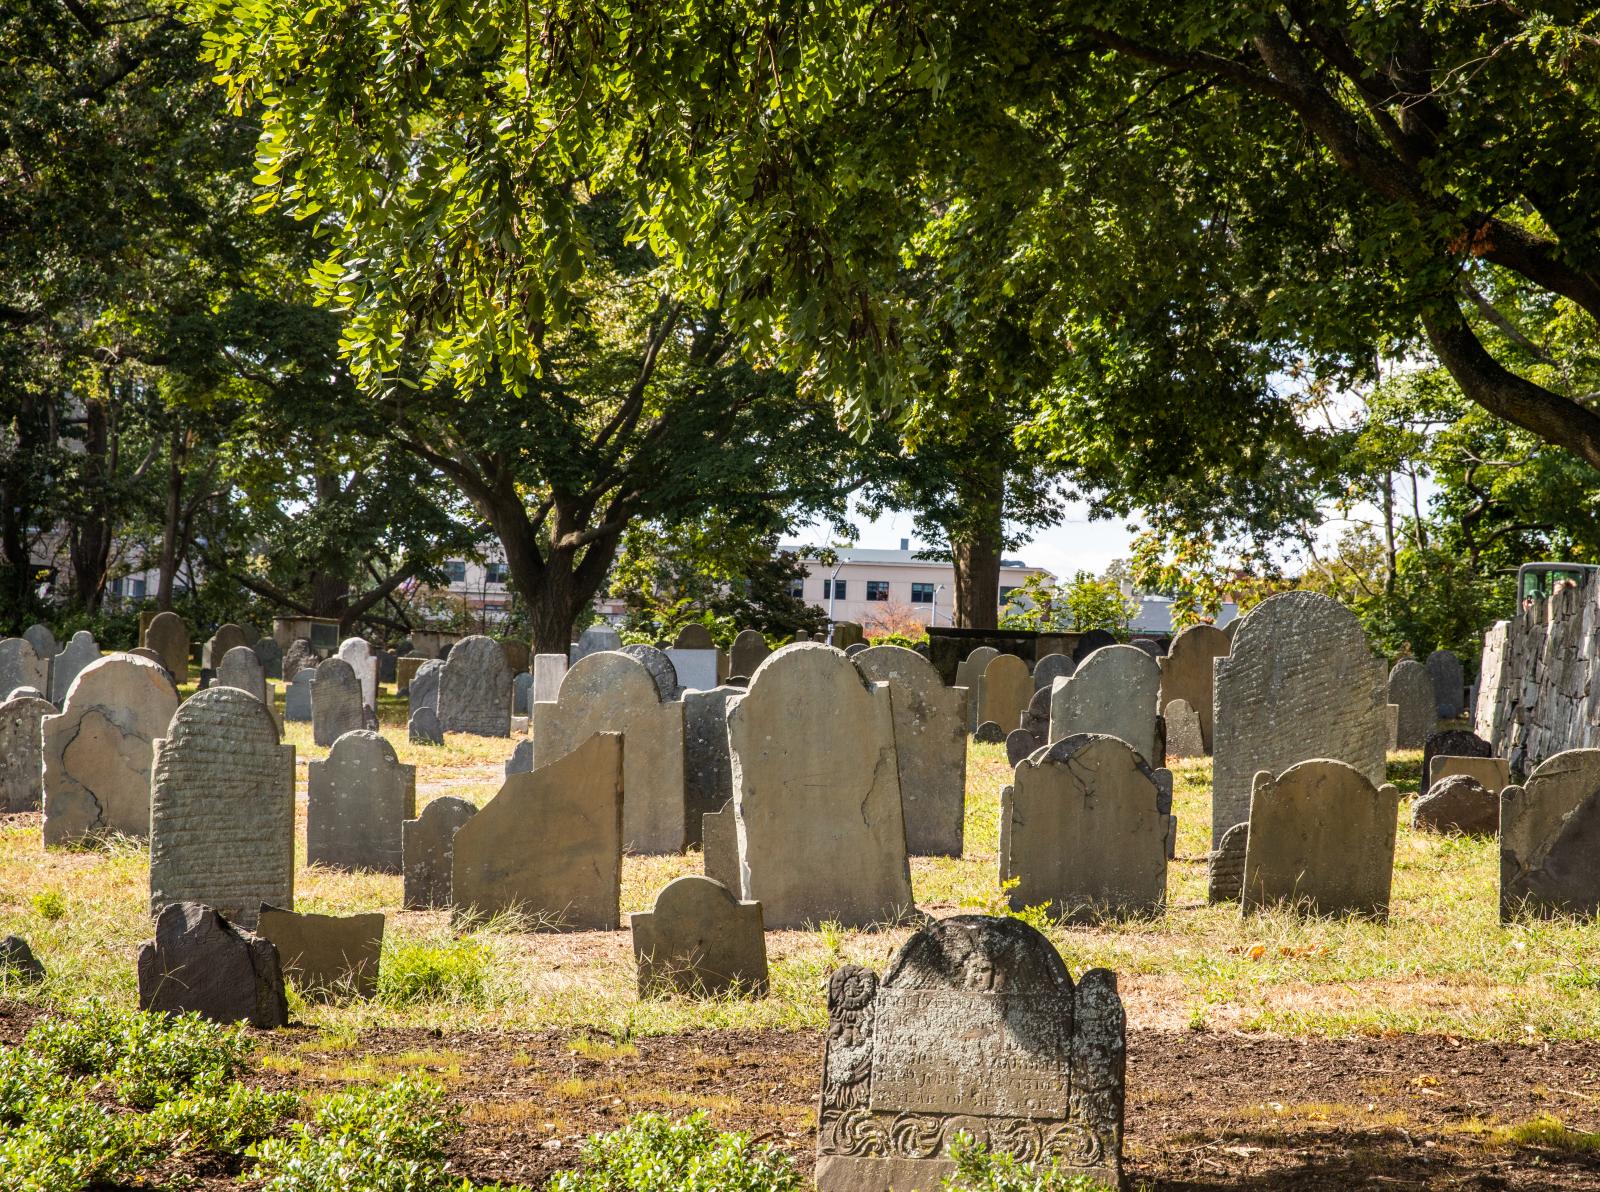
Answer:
1224, 617, 1243, 641
22, 624, 56, 660
1033, 653, 1075, 691
1005, 729, 1038, 767
1129, 638, 1161, 658
974, 720, 1006, 743
954, 647, 999, 732
702, 804, 740, 890
49, 631, 99, 704
282, 638, 316, 683
665, 647, 720, 693
1163, 699, 1204, 759
402, 795, 478, 909
0, 690, 52, 811
815, 916, 1124, 1191
727, 644, 912, 929
1211, 591, 1388, 846
42, 655, 178, 846
284, 669, 316, 721
1422, 729, 1492, 790
571, 624, 622, 663
1241, 759, 1401, 918
437, 634, 513, 737
832, 621, 865, 650
408, 658, 444, 717
0, 638, 49, 699
149, 686, 294, 929
534, 651, 686, 852
500, 640, 530, 676
532, 653, 567, 702
394, 654, 424, 694
253, 637, 284, 680
1388, 659, 1437, 750
201, 623, 250, 670
376, 649, 397, 684
1412, 775, 1498, 835
1207, 823, 1249, 903
1020, 685, 1051, 746
1158, 624, 1229, 753
128, 646, 168, 671
854, 646, 967, 856
503, 737, 534, 774
137, 902, 287, 1028
512, 672, 533, 715
1048, 644, 1161, 766
1000, 734, 1169, 921
673, 623, 715, 650
1071, 628, 1117, 664
311, 657, 365, 747
307, 730, 416, 873
257, 906, 384, 1000
978, 654, 1032, 739
1499, 748, 1600, 920
451, 733, 623, 929
1427, 648, 1465, 719
729, 628, 770, 679
409, 706, 443, 746
1429, 754, 1511, 793
619, 643, 680, 700
0, 936, 45, 983
845, 642, 867, 657
631, 875, 768, 998
338, 638, 379, 710
683, 686, 742, 848
217, 644, 268, 704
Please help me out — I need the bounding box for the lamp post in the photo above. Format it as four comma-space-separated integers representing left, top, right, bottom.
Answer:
826, 557, 846, 644
933, 583, 945, 627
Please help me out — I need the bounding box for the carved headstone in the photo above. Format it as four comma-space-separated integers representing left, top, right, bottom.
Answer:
22, 624, 57, 660
307, 730, 416, 873
729, 628, 770, 679
0, 691, 52, 811
1207, 822, 1249, 903
1499, 748, 1600, 921
49, 631, 99, 704
1158, 624, 1229, 753
338, 638, 379, 710
284, 669, 316, 722
1388, 659, 1437, 750
978, 654, 1032, 742
974, 720, 1006, 743
728, 644, 913, 929
1032, 653, 1075, 692
1129, 637, 1162, 658
631, 875, 768, 998
1020, 685, 1051, 744
217, 644, 269, 704
815, 916, 1124, 1191
137, 902, 287, 1028
0, 638, 49, 699
408, 658, 444, 717
437, 634, 513, 737
954, 647, 999, 732
1211, 591, 1388, 846
312, 657, 365, 747
42, 655, 178, 846
503, 737, 534, 775
253, 637, 284, 681
512, 672, 533, 715
1427, 648, 1465, 720
257, 906, 384, 1000
402, 795, 478, 909
1048, 644, 1161, 766
149, 686, 295, 929
1005, 729, 1038, 767
451, 733, 623, 929
571, 624, 622, 663
683, 686, 742, 848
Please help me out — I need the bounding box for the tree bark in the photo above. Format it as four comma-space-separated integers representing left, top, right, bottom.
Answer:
157, 424, 183, 610
68, 396, 114, 615
950, 459, 1007, 630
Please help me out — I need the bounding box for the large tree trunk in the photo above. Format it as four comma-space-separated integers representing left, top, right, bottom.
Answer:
950, 459, 1006, 630
157, 425, 183, 610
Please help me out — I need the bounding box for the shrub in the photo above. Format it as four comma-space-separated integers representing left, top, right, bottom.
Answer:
31, 890, 66, 920
549, 1112, 801, 1192
943, 1135, 1115, 1191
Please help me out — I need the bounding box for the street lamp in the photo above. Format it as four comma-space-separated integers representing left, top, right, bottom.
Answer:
933, 583, 946, 627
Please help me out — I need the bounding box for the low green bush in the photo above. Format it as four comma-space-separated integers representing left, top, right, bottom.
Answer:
944, 1134, 1116, 1192
379, 936, 491, 1006
549, 1112, 801, 1192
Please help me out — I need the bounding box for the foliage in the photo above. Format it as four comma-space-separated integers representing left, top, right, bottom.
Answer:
999, 573, 1135, 636
860, 602, 930, 643
549, 1112, 801, 1192
944, 1133, 1113, 1191
378, 936, 490, 1006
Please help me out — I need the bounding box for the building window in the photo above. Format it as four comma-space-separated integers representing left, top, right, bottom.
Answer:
910, 583, 935, 605
999, 585, 1019, 603
866, 580, 890, 602
789, 579, 804, 599
824, 579, 846, 600
485, 562, 508, 585
445, 560, 467, 583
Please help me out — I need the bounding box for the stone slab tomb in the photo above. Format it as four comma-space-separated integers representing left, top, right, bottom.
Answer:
137, 902, 287, 1028
1158, 623, 1229, 753
728, 644, 912, 929
630, 875, 768, 998
312, 657, 365, 747
402, 796, 478, 910
815, 915, 1124, 1191
0, 690, 52, 811
437, 634, 513, 737
1499, 748, 1600, 921
307, 729, 416, 873
1388, 659, 1437, 750
1241, 759, 1401, 919
1048, 644, 1161, 766
451, 733, 623, 929
257, 905, 384, 1000
149, 686, 294, 929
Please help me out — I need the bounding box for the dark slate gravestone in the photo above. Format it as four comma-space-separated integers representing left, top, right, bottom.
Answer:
409, 706, 444, 746
683, 686, 741, 847
0, 935, 45, 983
137, 901, 287, 1028
1422, 729, 1493, 793
402, 796, 478, 910
1005, 728, 1039, 768
253, 637, 284, 681
1071, 629, 1117, 665
816, 915, 1124, 1192
974, 720, 1006, 743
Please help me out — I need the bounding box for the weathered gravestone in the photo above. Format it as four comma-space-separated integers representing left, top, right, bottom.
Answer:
338, 638, 379, 710
532, 653, 567, 702
570, 624, 622, 663
451, 733, 623, 929
974, 720, 1006, 743
0, 637, 49, 699
22, 624, 56, 660
1413, 775, 1498, 835
409, 706, 444, 748
619, 643, 680, 700
394, 654, 424, 694
258, 906, 384, 1000
376, 649, 398, 684
1423, 729, 1493, 790
815, 915, 1124, 1191
137, 901, 287, 1028
307, 730, 416, 873
854, 645, 967, 857
683, 686, 742, 848
727, 644, 913, 929
253, 637, 284, 680
1158, 624, 1229, 753
1071, 628, 1117, 665
534, 651, 686, 852
201, 623, 250, 671
1427, 648, 1466, 720
408, 658, 443, 716
0, 690, 52, 811
503, 737, 534, 775
128, 646, 168, 672
312, 657, 365, 747
1163, 699, 1205, 759
512, 672, 532, 715
42, 655, 178, 846
437, 634, 512, 737
978, 654, 1032, 740
701, 804, 740, 891
284, 669, 316, 721
1020, 685, 1051, 745
282, 638, 316, 683
1000, 735, 1169, 922
1429, 754, 1511, 793
1241, 759, 1401, 919
1048, 644, 1161, 766
1207, 822, 1249, 903
217, 645, 268, 704
729, 628, 770, 679
49, 631, 99, 704
1006, 729, 1038, 767
1211, 591, 1388, 847
954, 647, 999, 732
149, 686, 294, 929
673, 623, 715, 650
1499, 748, 1600, 921
1129, 638, 1161, 658
1388, 659, 1437, 750
631, 875, 768, 998
831, 621, 866, 651
0, 935, 45, 983
1033, 653, 1075, 692
402, 795, 478, 909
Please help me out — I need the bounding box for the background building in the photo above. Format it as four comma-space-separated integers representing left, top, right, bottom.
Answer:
784, 541, 1051, 629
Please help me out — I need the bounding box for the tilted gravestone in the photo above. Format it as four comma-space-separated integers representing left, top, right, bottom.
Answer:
217, 644, 269, 704
630, 875, 768, 998
1423, 729, 1492, 790
451, 732, 623, 929
619, 643, 680, 700
673, 623, 715, 650
149, 686, 294, 929
729, 628, 770, 679
1388, 659, 1437, 750
201, 623, 250, 671
571, 624, 622, 663
532, 653, 567, 702
137, 902, 287, 1028
954, 647, 999, 732
1211, 591, 1388, 847
283, 669, 316, 722
728, 643, 913, 929
534, 650, 686, 852
1071, 628, 1117, 664
1429, 754, 1511, 793
1005, 729, 1038, 767
1048, 644, 1161, 766
1000, 734, 1169, 922
0, 936, 45, 983
282, 638, 316, 683
42, 655, 178, 846
1427, 648, 1465, 720
338, 637, 379, 710
437, 634, 513, 737
253, 637, 284, 680
50, 630, 100, 704
402, 795, 478, 909
854, 645, 968, 857
1032, 652, 1075, 692
0, 691, 52, 811
815, 916, 1125, 1191
978, 654, 1032, 740
683, 686, 743, 848
1158, 624, 1229, 754
307, 730, 416, 873
311, 657, 365, 747
258, 906, 384, 1000
1163, 699, 1205, 759
1241, 759, 1401, 919
1499, 748, 1600, 921
0, 638, 49, 700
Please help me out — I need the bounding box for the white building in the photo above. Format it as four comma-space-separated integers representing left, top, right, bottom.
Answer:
784, 541, 1051, 629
